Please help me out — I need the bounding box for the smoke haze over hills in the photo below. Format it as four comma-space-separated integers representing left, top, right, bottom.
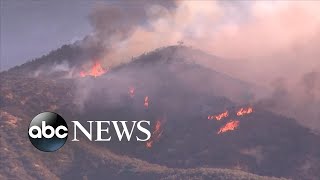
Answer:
83, 0, 320, 130
1, 1, 320, 180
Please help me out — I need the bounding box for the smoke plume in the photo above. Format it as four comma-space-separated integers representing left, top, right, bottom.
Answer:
80, 1, 320, 129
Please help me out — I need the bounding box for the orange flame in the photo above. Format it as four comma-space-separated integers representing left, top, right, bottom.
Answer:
154, 120, 161, 134
208, 111, 229, 121
146, 141, 153, 148
129, 87, 135, 98
144, 96, 149, 108
146, 120, 163, 148
217, 120, 240, 134
237, 107, 253, 116
80, 62, 107, 78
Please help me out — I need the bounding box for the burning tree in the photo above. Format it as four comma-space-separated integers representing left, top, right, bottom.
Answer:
80, 62, 107, 78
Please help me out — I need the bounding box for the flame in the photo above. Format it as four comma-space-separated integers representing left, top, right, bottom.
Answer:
129, 87, 135, 98
217, 120, 240, 134
80, 71, 86, 77
80, 62, 107, 78
237, 107, 253, 116
146, 141, 153, 148
146, 120, 163, 148
154, 120, 162, 134
208, 111, 229, 121
144, 96, 149, 108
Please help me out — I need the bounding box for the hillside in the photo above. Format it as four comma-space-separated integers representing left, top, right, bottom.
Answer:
1, 45, 319, 179
0, 108, 285, 180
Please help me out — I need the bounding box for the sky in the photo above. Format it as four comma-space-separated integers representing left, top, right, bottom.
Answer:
0, 0, 94, 71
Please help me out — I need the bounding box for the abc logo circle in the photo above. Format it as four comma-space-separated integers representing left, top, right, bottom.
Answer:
28, 112, 68, 152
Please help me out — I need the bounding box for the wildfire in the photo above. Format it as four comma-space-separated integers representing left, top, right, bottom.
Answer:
80, 62, 107, 78
129, 87, 135, 98
217, 120, 240, 134
212, 106, 253, 135
146, 141, 153, 148
237, 107, 253, 116
154, 120, 162, 134
146, 120, 163, 148
144, 96, 149, 108
208, 111, 229, 121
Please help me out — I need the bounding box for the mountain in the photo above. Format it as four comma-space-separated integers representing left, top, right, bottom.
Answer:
0, 74, 284, 180
1, 45, 319, 180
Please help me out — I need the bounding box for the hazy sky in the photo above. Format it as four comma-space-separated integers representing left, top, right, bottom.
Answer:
0, 0, 94, 71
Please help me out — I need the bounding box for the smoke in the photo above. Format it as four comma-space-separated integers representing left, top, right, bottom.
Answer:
31, 60, 87, 79
86, 0, 175, 66
79, 1, 320, 129
32, 61, 71, 77
88, 3, 144, 46
86, 1, 320, 84
256, 72, 320, 130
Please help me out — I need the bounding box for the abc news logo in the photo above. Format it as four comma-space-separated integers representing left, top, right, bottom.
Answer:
28, 112, 151, 152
